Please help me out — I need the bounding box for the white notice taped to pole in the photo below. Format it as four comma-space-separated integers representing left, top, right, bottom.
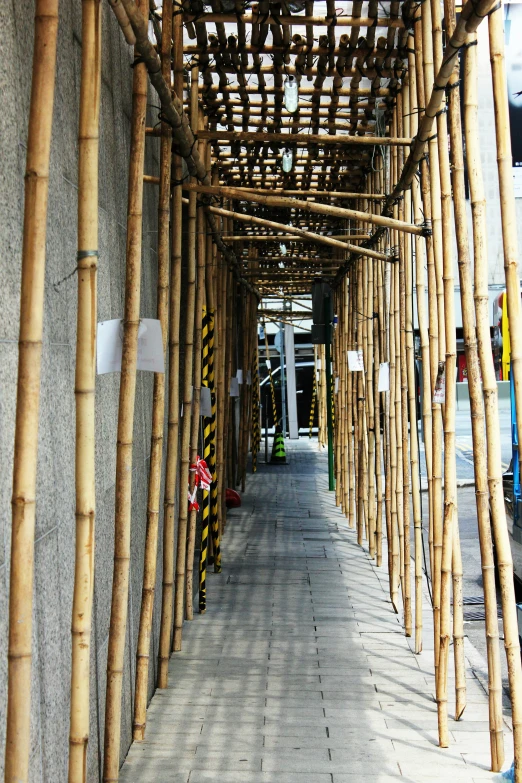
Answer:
236, 369, 243, 384
97, 318, 165, 374
378, 362, 390, 392
347, 349, 364, 371
335, 377, 339, 394
229, 377, 240, 397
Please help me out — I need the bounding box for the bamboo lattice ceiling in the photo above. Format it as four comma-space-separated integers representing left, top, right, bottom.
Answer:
167, 0, 409, 294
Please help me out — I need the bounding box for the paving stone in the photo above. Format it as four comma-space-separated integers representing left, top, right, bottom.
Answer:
118, 440, 511, 783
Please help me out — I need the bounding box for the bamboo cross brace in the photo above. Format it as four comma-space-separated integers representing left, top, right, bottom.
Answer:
185, 184, 423, 236
206, 202, 388, 259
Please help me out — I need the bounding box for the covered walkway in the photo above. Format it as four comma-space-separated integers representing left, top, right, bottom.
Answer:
120, 441, 509, 783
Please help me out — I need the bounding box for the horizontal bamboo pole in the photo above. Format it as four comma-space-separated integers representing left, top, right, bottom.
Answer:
205, 203, 388, 258
199, 130, 412, 146
184, 12, 404, 27
184, 43, 397, 57
186, 184, 423, 236
237, 190, 384, 199
145, 177, 383, 204
201, 84, 391, 97
223, 234, 370, 241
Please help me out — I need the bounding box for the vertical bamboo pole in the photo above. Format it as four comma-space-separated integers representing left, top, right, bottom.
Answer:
347, 269, 356, 530
173, 62, 199, 651
427, 0, 463, 744
388, 260, 399, 612
68, 1, 101, 779
397, 92, 412, 637
365, 197, 376, 559
444, 8, 504, 762
216, 247, 227, 543
103, 1, 148, 776
489, 15, 522, 767
489, 6, 522, 481
408, 31, 432, 654
179, 117, 199, 618
464, 34, 522, 771
186, 125, 207, 619
157, 0, 184, 689
132, 0, 172, 737
5, 3, 59, 780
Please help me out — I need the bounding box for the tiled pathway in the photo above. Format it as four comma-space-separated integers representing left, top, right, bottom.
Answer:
120, 439, 512, 782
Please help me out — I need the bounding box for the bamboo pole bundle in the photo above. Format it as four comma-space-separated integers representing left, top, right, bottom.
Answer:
103, 2, 147, 776
365, 201, 376, 559
132, 0, 172, 737
442, 15, 504, 764
173, 64, 199, 650
464, 36, 522, 773
157, 2, 184, 689
68, 1, 101, 778
5, 1, 58, 781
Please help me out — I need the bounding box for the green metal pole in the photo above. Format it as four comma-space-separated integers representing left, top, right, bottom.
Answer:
325, 310, 335, 491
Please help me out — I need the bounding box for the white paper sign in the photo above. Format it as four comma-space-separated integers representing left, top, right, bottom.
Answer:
378, 362, 390, 392
265, 359, 272, 370
246, 370, 252, 385
316, 359, 322, 370
335, 377, 339, 394
229, 377, 240, 397
236, 369, 243, 384
97, 318, 165, 375
200, 386, 212, 417
347, 349, 364, 372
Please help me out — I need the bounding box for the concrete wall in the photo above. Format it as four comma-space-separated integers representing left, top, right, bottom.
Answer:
0, 2, 183, 781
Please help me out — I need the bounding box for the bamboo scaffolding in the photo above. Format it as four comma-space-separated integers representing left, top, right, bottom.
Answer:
5, 2, 59, 781
103, 2, 147, 777
132, 0, 172, 738
68, 1, 101, 779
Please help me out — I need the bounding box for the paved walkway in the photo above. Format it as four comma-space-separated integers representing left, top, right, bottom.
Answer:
120, 439, 512, 783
